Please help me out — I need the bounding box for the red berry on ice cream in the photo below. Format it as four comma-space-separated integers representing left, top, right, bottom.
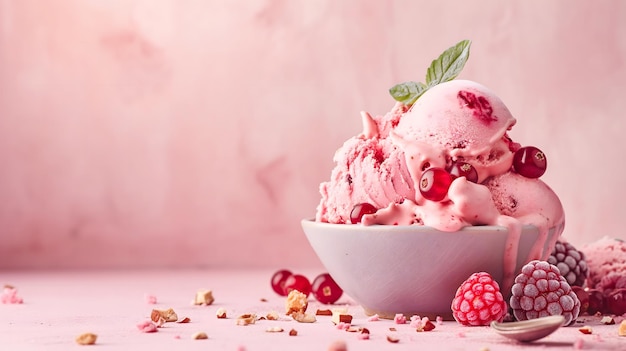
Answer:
283, 274, 312, 297
271, 269, 293, 296
513, 146, 547, 178
451, 272, 507, 326
448, 161, 478, 183
547, 240, 589, 287
350, 203, 377, 224
510, 260, 581, 326
419, 167, 453, 201
311, 273, 343, 304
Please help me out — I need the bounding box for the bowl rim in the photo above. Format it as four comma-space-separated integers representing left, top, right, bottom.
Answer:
301, 218, 539, 233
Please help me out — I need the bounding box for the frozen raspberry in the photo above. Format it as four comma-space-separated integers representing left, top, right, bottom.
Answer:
547, 240, 589, 287
451, 272, 507, 326
510, 260, 581, 326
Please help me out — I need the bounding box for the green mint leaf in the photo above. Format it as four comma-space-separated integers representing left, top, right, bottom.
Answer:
425, 39, 471, 87
389, 81, 428, 105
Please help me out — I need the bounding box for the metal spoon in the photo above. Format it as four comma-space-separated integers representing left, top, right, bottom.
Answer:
490, 315, 565, 342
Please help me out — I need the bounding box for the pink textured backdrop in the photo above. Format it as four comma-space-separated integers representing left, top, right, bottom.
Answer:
0, 0, 624, 269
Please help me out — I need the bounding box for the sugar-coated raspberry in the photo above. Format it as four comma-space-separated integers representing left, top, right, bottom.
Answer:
547, 240, 589, 287
510, 260, 581, 326
451, 272, 507, 326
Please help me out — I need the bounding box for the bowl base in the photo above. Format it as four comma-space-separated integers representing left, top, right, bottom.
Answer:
362, 306, 454, 321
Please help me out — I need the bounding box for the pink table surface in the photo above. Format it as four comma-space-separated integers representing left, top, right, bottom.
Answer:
1, 269, 624, 350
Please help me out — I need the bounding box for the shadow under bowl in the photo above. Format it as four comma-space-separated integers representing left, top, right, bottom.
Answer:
302, 219, 564, 320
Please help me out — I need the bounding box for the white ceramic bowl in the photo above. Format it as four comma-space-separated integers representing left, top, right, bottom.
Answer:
302, 220, 564, 320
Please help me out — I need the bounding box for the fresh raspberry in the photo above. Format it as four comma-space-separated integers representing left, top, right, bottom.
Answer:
451, 272, 507, 326
510, 260, 581, 326
547, 240, 589, 287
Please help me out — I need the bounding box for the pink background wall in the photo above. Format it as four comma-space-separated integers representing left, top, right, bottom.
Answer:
0, 0, 624, 270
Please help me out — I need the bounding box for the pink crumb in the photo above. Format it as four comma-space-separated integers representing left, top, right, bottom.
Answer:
366, 314, 380, 322
436, 316, 444, 325
357, 332, 370, 340
335, 322, 351, 330
573, 338, 584, 349
394, 313, 407, 324
456, 331, 466, 338
327, 340, 348, 351
136, 320, 158, 333
1, 286, 24, 304
173, 335, 181, 339
144, 294, 157, 304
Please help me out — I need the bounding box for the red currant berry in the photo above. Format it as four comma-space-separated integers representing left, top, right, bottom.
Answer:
283, 274, 312, 297
448, 161, 478, 183
513, 146, 547, 178
270, 269, 293, 296
350, 203, 377, 224
419, 167, 452, 201
311, 273, 343, 304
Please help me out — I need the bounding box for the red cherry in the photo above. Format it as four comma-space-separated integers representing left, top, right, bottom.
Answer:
571, 286, 589, 315
311, 273, 343, 304
448, 161, 478, 183
587, 289, 604, 315
270, 269, 293, 296
419, 167, 452, 201
283, 274, 312, 297
513, 146, 547, 178
350, 203, 377, 224
606, 288, 626, 316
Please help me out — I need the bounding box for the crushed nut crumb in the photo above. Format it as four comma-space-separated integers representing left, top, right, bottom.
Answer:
75, 333, 97, 345
193, 289, 215, 306
191, 332, 208, 340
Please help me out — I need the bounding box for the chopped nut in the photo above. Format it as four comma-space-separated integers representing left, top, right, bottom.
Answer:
236, 314, 257, 326
316, 309, 333, 316
260, 298, 268, 302
331, 310, 353, 325
75, 333, 97, 345
361, 327, 370, 334
150, 309, 167, 326
191, 332, 208, 340
619, 320, 626, 337
176, 317, 191, 323
285, 290, 308, 316
417, 320, 436, 332
601, 316, 615, 325
216, 307, 227, 319
293, 312, 316, 323
578, 326, 593, 335
386, 335, 400, 343
151, 308, 178, 323
346, 326, 360, 332
193, 289, 215, 306
266, 311, 279, 320
265, 326, 284, 333
389, 327, 397, 331
288, 329, 298, 336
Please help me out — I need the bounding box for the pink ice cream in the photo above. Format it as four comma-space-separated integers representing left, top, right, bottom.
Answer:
316, 80, 564, 231
580, 237, 626, 290
315, 79, 565, 286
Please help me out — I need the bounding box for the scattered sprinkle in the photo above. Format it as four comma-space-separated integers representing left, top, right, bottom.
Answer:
1, 285, 24, 304
367, 314, 380, 322
144, 294, 157, 304
136, 320, 158, 333
394, 313, 407, 324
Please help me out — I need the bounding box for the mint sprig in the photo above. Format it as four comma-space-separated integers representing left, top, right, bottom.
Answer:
389, 40, 471, 106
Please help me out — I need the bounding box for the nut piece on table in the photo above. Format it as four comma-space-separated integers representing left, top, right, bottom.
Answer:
191, 332, 208, 340
292, 312, 316, 323
266, 310, 280, 320
151, 308, 178, 323
331, 308, 353, 325
193, 289, 215, 306
236, 313, 257, 326
75, 333, 97, 345
285, 290, 308, 317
